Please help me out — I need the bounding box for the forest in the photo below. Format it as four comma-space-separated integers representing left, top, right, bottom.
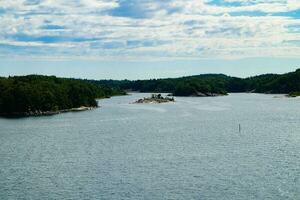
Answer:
0, 69, 299, 117
94, 69, 300, 97
0, 75, 125, 116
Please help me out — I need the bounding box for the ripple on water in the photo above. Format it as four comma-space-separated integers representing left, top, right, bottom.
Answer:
1, 93, 300, 199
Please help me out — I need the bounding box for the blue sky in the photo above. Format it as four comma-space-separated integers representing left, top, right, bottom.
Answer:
0, 0, 300, 79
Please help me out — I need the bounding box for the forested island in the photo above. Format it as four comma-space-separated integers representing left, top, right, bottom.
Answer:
1, 69, 299, 117
95, 69, 300, 97
0, 75, 125, 117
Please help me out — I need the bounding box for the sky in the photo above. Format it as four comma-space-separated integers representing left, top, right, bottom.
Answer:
0, 0, 300, 79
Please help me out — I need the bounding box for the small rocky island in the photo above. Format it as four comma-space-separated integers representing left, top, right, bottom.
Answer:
134, 94, 175, 104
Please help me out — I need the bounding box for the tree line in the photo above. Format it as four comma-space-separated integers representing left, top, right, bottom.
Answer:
94, 69, 300, 96
1, 69, 299, 116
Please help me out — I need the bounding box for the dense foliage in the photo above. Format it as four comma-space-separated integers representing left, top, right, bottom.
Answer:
1, 69, 298, 116
95, 69, 300, 96
0, 75, 125, 116
244, 69, 300, 93
95, 74, 231, 96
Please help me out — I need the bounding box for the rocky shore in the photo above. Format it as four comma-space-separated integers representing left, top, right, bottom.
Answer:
189, 92, 227, 97
134, 94, 175, 104
0, 106, 96, 118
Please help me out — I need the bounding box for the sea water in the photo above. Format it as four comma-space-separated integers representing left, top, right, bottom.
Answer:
1, 93, 300, 199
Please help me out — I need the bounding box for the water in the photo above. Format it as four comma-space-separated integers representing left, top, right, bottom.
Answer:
1, 93, 300, 200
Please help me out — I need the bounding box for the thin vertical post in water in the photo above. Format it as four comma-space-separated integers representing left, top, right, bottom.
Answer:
239, 124, 241, 133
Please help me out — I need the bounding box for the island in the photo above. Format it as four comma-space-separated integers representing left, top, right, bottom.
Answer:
94, 69, 300, 97
134, 94, 175, 104
1, 68, 299, 117
0, 75, 126, 117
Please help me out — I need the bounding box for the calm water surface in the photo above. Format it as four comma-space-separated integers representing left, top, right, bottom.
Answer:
1, 93, 300, 200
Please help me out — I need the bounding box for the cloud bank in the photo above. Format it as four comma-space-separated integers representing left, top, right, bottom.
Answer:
0, 0, 300, 60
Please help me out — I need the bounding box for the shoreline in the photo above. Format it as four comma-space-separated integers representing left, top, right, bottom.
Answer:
0, 106, 97, 118
130, 91, 298, 98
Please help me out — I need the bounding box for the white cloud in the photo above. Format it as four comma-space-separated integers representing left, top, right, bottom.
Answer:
0, 0, 299, 60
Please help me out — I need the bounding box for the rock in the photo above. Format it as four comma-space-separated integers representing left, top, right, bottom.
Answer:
134, 94, 175, 104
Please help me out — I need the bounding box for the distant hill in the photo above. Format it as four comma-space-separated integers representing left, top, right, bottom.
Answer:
93, 69, 300, 97
245, 69, 300, 94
